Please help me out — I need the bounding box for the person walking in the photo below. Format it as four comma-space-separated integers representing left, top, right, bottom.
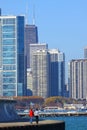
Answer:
29, 108, 34, 124
34, 108, 39, 124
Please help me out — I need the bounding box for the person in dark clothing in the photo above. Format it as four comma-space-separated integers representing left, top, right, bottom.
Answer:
34, 108, 39, 124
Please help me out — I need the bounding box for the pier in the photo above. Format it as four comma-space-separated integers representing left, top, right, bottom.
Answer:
0, 99, 65, 130
0, 120, 65, 130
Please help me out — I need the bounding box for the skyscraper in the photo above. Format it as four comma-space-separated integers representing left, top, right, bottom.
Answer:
31, 48, 65, 98
30, 43, 48, 68
48, 49, 65, 97
27, 68, 33, 96
0, 15, 26, 96
25, 25, 38, 68
68, 59, 87, 99
32, 49, 49, 98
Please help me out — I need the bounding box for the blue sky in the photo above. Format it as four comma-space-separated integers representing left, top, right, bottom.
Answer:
0, 0, 87, 67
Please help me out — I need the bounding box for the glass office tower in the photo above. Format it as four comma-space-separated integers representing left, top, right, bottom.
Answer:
0, 16, 26, 96
48, 49, 65, 97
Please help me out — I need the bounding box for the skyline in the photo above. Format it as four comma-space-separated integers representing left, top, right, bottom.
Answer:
0, 0, 87, 64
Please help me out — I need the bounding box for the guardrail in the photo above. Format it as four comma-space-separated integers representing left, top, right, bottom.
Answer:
17, 111, 87, 117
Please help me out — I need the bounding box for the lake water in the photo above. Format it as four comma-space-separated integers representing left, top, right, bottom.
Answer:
44, 116, 87, 130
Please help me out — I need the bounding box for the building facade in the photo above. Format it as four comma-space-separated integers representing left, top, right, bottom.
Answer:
27, 68, 33, 96
68, 59, 87, 99
25, 25, 38, 68
84, 47, 87, 59
30, 43, 48, 68
48, 49, 65, 97
0, 15, 26, 96
32, 49, 49, 98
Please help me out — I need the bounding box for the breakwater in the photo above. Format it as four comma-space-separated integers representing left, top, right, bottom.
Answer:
0, 98, 20, 122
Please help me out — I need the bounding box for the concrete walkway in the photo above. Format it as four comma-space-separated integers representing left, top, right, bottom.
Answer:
0, 120, 64, 128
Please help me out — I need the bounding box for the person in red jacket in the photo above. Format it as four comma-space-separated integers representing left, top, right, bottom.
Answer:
29, 108, 34, 124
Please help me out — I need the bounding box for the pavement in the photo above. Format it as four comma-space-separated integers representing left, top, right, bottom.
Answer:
0, 120, 64, 128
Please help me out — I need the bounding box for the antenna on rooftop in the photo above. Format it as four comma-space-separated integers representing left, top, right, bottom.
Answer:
32, 4, 35, 25
26, 1, 28, 24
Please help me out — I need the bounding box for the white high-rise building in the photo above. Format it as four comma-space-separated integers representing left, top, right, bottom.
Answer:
68, 59, 87, 99
32, 49, 49, 98
30, 43, 48, 68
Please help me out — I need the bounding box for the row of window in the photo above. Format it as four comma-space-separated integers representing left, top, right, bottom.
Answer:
3, 59, 16, 64
3, 45, 16, 51
3, 77, 16, 83
3, 91, 16, 96
3, 65, 16, 70
3, 52, 15, 57
3, 84, 16, 89
2, 25, 15, 32
1, 18, 15, 24
3, 39, 16, 45
3, 72, 16, 77
3, 33, 15, 38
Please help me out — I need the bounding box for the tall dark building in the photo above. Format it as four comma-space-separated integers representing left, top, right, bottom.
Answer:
48, 49, 65, 97
25, 25, 38, 68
